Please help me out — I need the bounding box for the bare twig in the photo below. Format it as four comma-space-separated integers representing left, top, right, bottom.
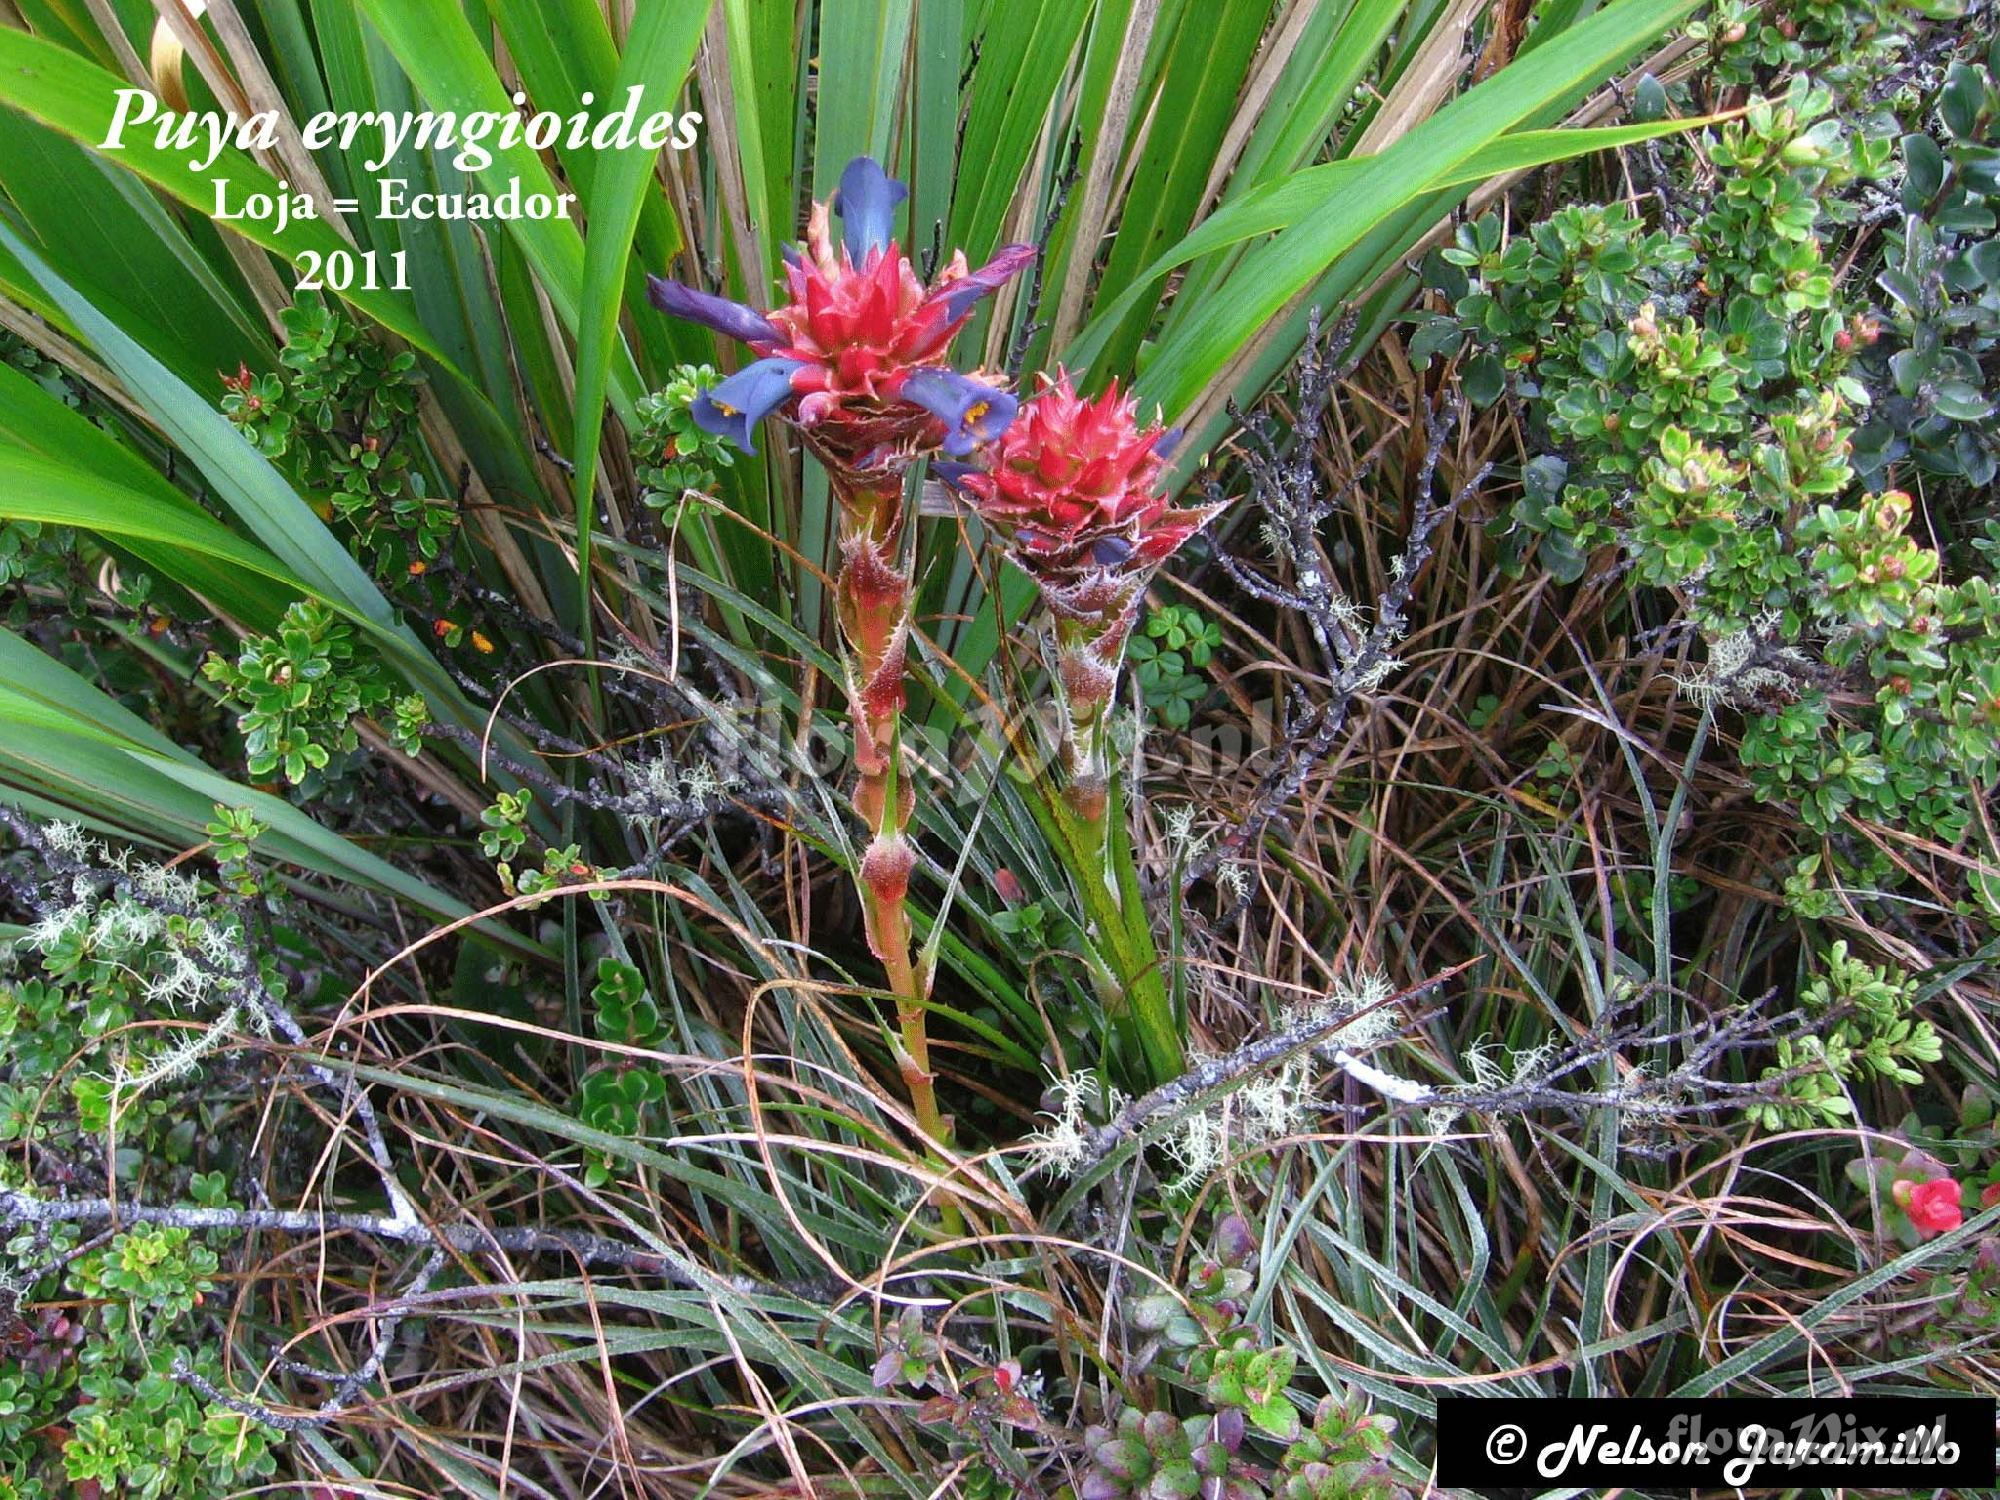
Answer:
1186, 365, 1483, 889
1060, 968, 1796, 1176
0, 1191, 756, 1286
1007, 141, 1082, 382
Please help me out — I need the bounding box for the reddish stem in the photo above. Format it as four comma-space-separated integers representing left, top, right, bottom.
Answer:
831, 477, 952, 1153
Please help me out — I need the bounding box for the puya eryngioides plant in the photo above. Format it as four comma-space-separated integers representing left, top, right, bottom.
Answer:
654, 163, 1226, 1102
649, 157, 1032, 1145
948, 372, 1221, 1082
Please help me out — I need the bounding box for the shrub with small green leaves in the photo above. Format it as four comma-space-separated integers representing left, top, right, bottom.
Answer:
575, 1066, 667, 1187
478, 786, 534, 864
388, 692, 429, 756
1752, 942, 1943, 1129
0, 825, 308, 1494
512, 843, 608, 903
1274, 1391, 1402, 1500
1437, 81, 1879, 504
1855, 37, 2000, 489
56, 1228, 277, 1498
633, 365, 737, 510
591, 957, 661, 1048
222, 299, 445, 573
871, 1305, 946, 1394
203, 805, 266, 900
1432, 27, 2000, 857
991, 896, 1054, 950
202, 599, 391, 788
0, 1219, 279, 1498
1694, 0, 1956, 95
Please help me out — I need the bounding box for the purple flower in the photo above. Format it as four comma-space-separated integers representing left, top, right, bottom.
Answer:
691, 357, 807, 453
830, 155, 909, 264
931, 459, 979, 491
646, 275, 780, 347
901, 368, 1019, 456
650, 156, 1036, 478
930, 243, 1041, 323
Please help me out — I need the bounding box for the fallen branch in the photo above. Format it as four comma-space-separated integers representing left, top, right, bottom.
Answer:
1062, 967, 1798, 1176
0, 1190, 760, 1290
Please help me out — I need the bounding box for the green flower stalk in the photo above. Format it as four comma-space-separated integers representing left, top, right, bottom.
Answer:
650, 157, 1032, 1146
950, 371, 1226, 1082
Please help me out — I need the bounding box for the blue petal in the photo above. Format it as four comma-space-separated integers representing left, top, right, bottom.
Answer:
930, 244, 1037, 322
1092, 536, 1135, 567
900, 368, 1019, 456
931, 459, 979, 492
691, 358, 805, 454
831, 157, 908, 263
648, 277, 780, 347
1153, 426, 1184, 461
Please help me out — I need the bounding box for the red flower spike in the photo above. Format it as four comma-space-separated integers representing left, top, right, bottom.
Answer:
654, 156, 1035, 863
951, 370, 1226, 803
650, 157, 1033, 499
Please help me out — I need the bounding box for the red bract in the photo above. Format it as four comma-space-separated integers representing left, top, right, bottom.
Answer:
952, 371, 1223, 815
773, 202, 1028, 418
957, 370, 1209, 603
649, 157, 1032, 491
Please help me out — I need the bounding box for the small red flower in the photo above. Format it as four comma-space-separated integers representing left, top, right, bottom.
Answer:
1895, 1176, 1964, 1237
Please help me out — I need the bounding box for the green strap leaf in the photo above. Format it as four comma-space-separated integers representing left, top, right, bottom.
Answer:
0, 25, 476, 390
569, 7, 710, 657
1132, 0, 1700, 419
1068, 115, 1723, 375
349, 0, 643, 418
